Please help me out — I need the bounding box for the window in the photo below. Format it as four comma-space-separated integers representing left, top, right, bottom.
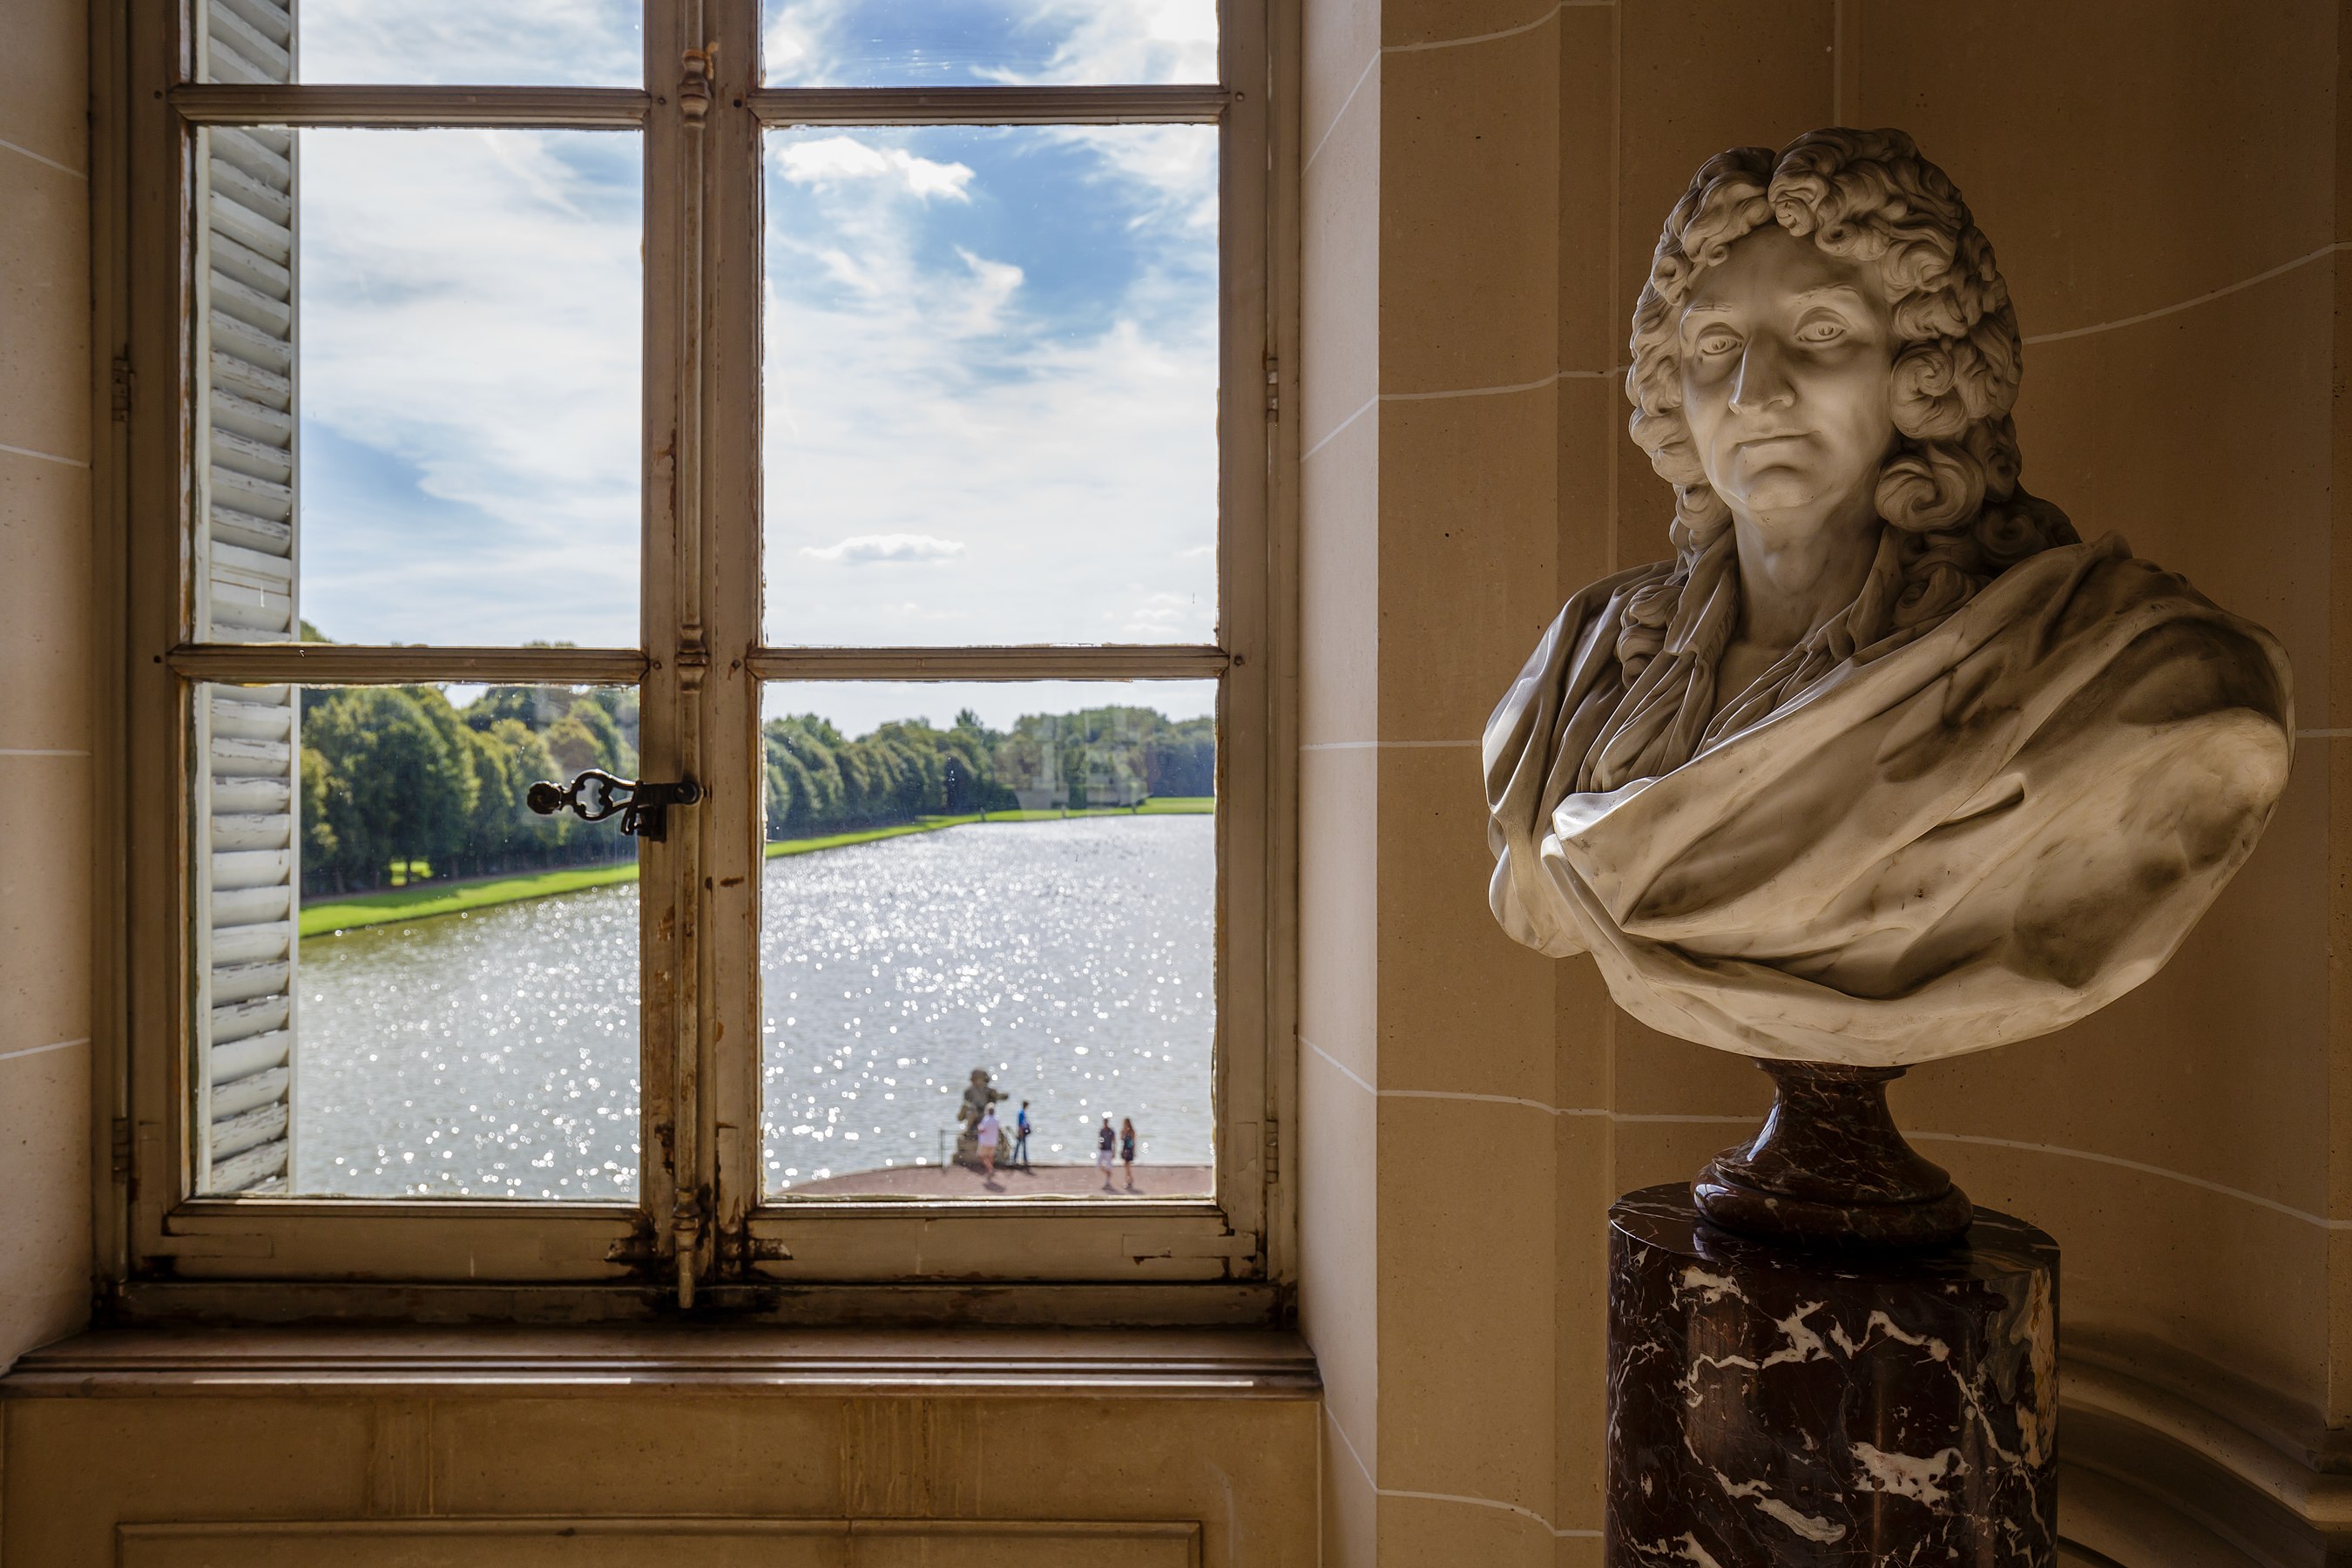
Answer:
117, 0, 1286, 1305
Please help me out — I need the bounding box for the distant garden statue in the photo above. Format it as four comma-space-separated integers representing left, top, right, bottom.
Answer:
952, 1068, 1009, 1170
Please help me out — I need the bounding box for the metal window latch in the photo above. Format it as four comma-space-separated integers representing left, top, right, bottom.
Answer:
526, 769, 703, 842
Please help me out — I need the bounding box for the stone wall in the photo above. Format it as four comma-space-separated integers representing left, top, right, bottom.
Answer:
0, 0, 94, 1370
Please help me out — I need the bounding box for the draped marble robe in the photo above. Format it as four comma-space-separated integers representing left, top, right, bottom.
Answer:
1485, 535, 2295, 1064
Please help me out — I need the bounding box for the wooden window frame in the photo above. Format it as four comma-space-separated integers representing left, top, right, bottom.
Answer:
100, 0, 1300, 1319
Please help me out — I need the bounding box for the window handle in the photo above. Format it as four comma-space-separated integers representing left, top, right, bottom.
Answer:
526, 768, 703, 842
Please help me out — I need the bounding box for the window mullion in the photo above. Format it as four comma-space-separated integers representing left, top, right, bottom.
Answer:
700, 0, 769, 1283
639, 0, 701, 1297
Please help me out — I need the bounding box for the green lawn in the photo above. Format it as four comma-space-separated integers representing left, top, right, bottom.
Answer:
301, 800, 1218, 937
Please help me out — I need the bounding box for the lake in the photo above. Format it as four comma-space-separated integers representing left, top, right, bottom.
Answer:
292, 814, 1217, 1199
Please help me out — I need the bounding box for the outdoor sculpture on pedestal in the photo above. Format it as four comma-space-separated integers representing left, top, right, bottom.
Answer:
1484, 129, 2293, 1565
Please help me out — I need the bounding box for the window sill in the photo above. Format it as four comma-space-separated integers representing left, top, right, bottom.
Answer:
0, 1321, 1319, 1402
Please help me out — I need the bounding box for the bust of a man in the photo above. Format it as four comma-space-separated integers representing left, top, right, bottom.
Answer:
1486, 129, 2293, 1067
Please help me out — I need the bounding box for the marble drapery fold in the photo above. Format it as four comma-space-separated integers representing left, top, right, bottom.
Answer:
1485, 535, 2294, 1064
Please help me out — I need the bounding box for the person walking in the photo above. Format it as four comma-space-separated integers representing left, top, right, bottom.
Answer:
1013, 1100, 1032, 1170
1096, 1115, 1118, 1192
1119, 1117, 1138, 1192
976, 1104, 1002, 1181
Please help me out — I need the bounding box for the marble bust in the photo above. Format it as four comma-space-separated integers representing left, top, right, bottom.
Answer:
1486, 128, 2294, 1069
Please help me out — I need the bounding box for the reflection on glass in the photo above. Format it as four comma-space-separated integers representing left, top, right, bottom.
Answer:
760, 681, 1216, 1200
762, 125, 1218, 645
205, 0, 643, 86
196, 682, 642, 1199
763, 0, 1217, 85
196, 127, 642, 649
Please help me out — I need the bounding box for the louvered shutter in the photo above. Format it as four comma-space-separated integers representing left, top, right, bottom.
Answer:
194, 0, 299, 1194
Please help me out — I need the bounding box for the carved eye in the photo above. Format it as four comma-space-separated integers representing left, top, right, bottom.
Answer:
1694, 328, 1740, 356
1796, 316, 1848, 344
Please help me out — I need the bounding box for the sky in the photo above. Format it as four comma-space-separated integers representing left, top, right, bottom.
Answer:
285, 2, 1221, 734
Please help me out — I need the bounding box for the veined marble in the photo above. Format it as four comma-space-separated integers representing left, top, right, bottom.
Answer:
1607, 1185, 2058, 1566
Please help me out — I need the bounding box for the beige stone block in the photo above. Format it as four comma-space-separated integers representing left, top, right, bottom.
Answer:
1616, 0, 1836, 316
431, 1393, 845, 1515
1612, 409, 1674, 581
1608, 1114, 1753, 1200
1550, 956, 1613, 1113
0, 1041, 89, 1370
1376, 41, 1558, 395
961, 1397, 1318, 1558
1300, 744, 1377, 1078
1554, 1535, 1605, 1568
1375, 1093, 1556, 1516
0, 153, 91, 467
1302, 408, 1379, 747
1300, 1035, 1381, 1469
0, 0, 87, 178
1896, 742, 2330, 1219
1383, 0, 1562, 51
2334, 254, 2352, 733
1304, 0, 1382, 174
1302, 69, 1381, 446
1375, 389, 1561, 743
1551, 1118, 1611, 1531
118, 1524, 1195, 1568
1930, 1144, 2328, 1412
1855, 0, 2334, 338
1555, 374, 1620, 647
0, 450, 92, 751
3, 1398, 373, 1566
0, 753, 89, 1054
1374, 745, 1556, 1100
1376, 1490, 1561, 1565
1555, 4, 1621, 382
2017, 260, 2330, 697
1322, 1409, 1379, 1568
1612, 1019, 1769, 1120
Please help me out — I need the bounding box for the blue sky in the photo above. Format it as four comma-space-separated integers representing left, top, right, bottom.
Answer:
289, 3, 1220, 733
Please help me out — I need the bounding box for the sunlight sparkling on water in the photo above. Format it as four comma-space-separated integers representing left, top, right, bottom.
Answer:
760, 814, 1215, 1191
292, 815, 1214, 1199
294, 883, 641, 1198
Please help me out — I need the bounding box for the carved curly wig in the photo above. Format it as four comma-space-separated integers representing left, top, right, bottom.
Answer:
1582, 129, 2078, 790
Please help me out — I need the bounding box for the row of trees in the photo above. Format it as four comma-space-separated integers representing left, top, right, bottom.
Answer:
296, 685, 640, 896
292, 686, 1214, 896
761, 705, 1215, 840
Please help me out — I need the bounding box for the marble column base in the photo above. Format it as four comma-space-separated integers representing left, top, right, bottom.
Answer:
1607, 1184, 2058, 1566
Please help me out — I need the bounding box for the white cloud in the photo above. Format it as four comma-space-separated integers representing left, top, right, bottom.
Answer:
296, 126, 642, 645
800, 534, 969, 564
984, 0, 1219, 86
777, 137, 975, 202
761, 123, 1220, 649
299, 0, 641, 85
1112, 591, 1213, 642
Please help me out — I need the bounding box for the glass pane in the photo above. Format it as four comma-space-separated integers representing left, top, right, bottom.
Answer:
763, 0, 1217, 85
202, 0, 643, 86
759, 680, 1217, 1200
194, 127, 641, 648
194, 682, 643, 1199
762, 125, 1217, 645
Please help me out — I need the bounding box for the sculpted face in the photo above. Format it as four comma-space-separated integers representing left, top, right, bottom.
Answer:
1677, 224, 1896, 542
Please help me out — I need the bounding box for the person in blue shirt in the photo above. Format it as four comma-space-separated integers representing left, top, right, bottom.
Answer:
1014, 1100, 1032, 1171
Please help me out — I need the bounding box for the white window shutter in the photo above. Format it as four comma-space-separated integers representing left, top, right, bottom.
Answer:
194, 0, 300, 1195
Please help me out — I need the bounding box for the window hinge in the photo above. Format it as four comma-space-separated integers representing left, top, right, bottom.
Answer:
111, 1116, 132, 1185
1264, 355, 1279, 419
110, 355, 134, 422
1264, 1119, 1279, 1181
